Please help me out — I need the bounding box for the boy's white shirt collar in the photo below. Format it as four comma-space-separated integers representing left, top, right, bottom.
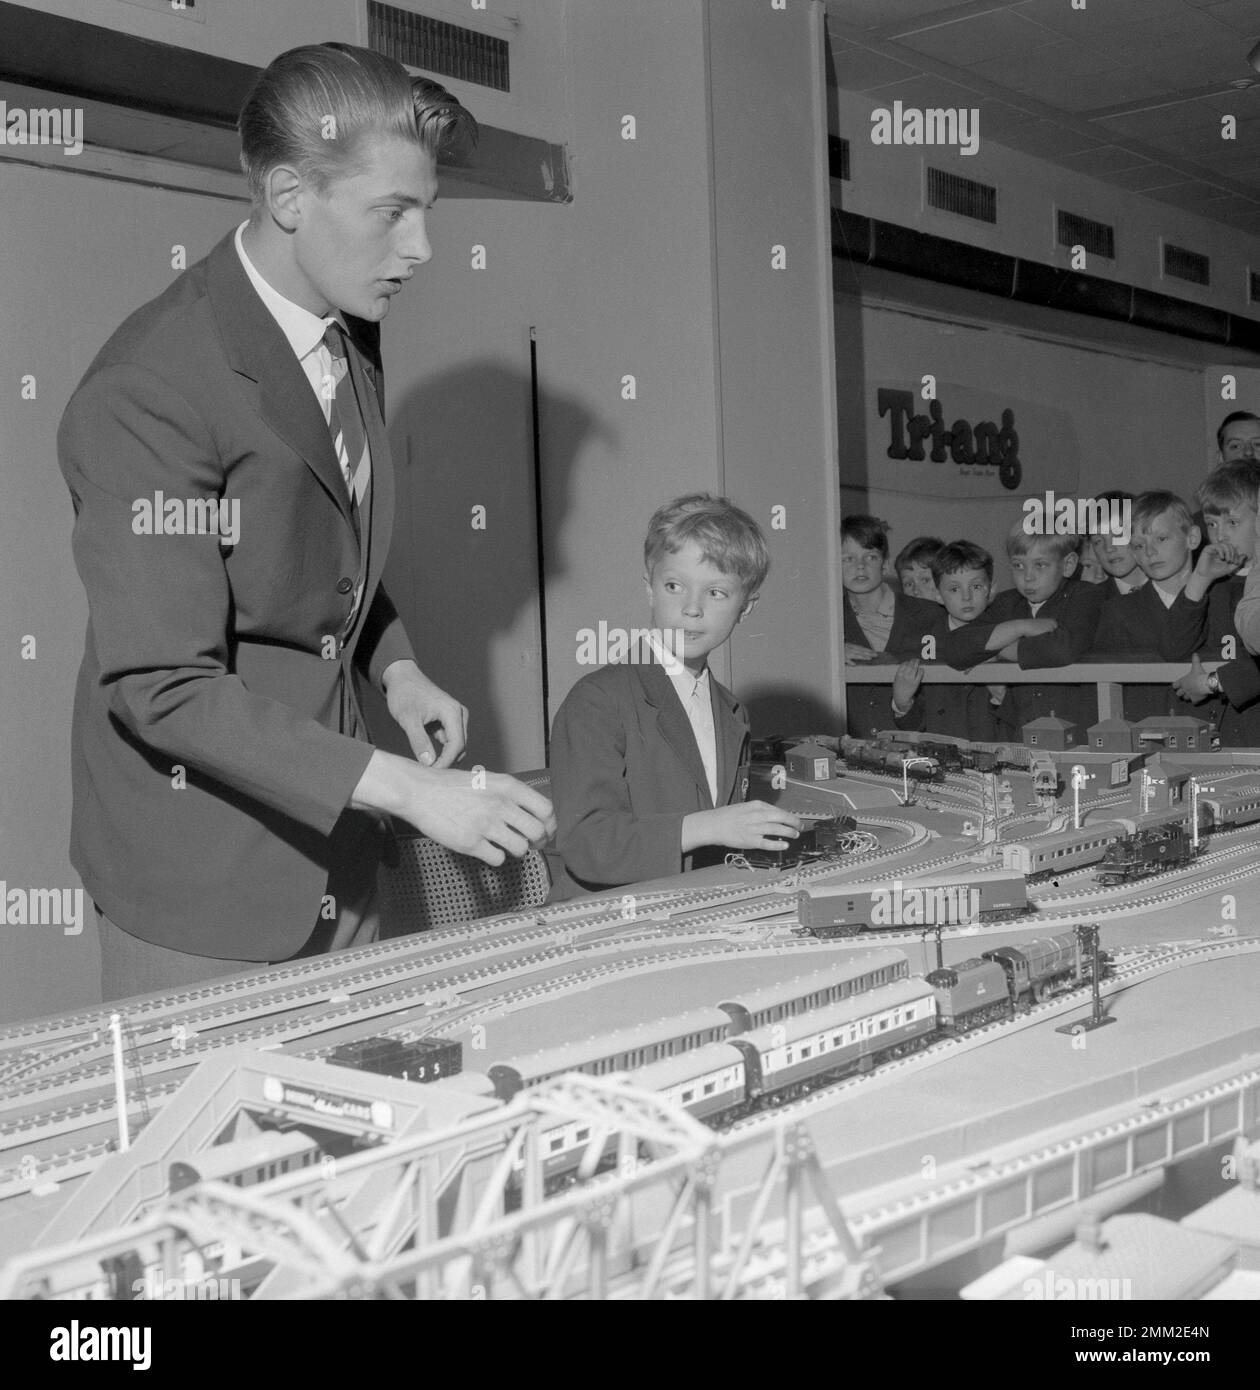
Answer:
1152, 560, 1192, 605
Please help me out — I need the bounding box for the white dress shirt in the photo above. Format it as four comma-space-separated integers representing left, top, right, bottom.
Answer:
234, 222, 368, 624
667, 664, 719, 806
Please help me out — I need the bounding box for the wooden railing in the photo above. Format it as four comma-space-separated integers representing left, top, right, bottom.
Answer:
844, 662, 1223, 722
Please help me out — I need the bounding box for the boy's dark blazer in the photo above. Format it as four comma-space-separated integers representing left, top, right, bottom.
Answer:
58, 231, 415, 961
981, 579, 1106, 732
1090, 580, 1205, 723
842, 589, 938, 739
902, 608, 1011, 742
547, 662, 749, 898
1189, 573, 1260, 745
1091, 582, 1202, 662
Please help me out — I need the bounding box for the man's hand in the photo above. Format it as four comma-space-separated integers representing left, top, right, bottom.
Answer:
352, 752, 555, 866
381, 660, 467, 768
1173, 653, 1214, 704
844, 642, 879, 663
684, 801, 802, 853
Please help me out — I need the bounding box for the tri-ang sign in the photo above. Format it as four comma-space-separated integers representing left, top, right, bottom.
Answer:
856, 381, 1082, 500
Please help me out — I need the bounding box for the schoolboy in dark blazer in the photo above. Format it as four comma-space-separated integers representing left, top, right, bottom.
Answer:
981, 523, 1106, 734
840, 515, 939, 739
1092, 492, 1209, 723
1171, 463, 1260, 745
897, 540, 1054, 741
548, 495, 800, 898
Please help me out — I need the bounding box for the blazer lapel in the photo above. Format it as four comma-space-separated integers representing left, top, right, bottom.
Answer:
637, 664, 712, 805
204, 234, 358, 538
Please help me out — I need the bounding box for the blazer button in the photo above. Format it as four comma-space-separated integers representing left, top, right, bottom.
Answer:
336, 577, 354, 594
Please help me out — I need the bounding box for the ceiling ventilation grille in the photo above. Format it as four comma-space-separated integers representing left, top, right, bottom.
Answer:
829, 136, 850, 181
1163, 242, 1210, 286
1056, 209, 1115, 260
367, 1, 510, 92
926, 166, 996, 224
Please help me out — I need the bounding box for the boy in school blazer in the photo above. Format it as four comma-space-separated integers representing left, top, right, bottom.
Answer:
58, 46, 552, 996
548, 495, 800, 898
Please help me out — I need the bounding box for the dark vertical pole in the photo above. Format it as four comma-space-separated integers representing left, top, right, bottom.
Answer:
1090, 924, 1104, 1027
529, 327, 551, 763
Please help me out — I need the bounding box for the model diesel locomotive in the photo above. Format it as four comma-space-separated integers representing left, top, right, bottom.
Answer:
795, 869, 1029, 936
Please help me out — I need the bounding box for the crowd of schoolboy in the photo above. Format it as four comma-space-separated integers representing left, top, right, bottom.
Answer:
544, 412, 1260, 896
843, 410, 1260, 748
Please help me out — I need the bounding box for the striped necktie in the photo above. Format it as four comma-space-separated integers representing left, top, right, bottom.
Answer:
322, 322, 369, 520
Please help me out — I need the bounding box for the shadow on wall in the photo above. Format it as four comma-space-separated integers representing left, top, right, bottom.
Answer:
739, 683, 841, 743
360, 358, 614, 772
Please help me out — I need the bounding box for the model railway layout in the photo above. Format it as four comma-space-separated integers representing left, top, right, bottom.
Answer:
2, 746, 1259, 1300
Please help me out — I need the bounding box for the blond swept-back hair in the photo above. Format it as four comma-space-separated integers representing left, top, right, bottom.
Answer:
239, 43, 477, 204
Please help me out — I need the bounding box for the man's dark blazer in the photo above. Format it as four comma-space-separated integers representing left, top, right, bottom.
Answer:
841, 588, 938, 739
546, 663, 749, 898
58, 231, 415, 960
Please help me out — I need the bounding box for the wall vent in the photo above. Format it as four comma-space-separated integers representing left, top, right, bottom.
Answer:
1056, 209, 1115, 260
829, 136, 850, 181
368, 1, 509, 92
926, 166, 996, 224
1163, 242, 1210, 286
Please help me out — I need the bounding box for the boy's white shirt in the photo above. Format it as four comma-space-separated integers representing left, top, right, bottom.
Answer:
1152, 559, 1193, 607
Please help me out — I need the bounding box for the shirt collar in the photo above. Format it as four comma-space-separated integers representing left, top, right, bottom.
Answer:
234, 221, 339, 361
666, 663, 710, 702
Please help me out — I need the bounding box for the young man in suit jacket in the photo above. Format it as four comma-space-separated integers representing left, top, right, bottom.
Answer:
58, 45, 553, 999
548, 495, 801, 898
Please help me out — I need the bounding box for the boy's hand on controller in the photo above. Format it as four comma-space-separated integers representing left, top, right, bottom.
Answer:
707, 801, 803, 851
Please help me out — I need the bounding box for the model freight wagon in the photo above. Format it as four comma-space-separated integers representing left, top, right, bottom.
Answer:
796, 870, 1028, 936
